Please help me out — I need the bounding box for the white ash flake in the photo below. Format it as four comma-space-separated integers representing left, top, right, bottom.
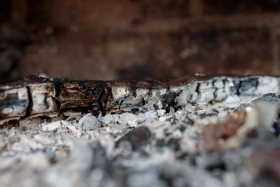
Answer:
112, 86, 130, 100
34, 133, 56, 145
42, 121, 61, 131
119, 113, 144, 127
78, 113, 101, 131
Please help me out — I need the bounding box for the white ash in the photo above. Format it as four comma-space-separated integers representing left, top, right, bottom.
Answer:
42, 121, 61, 132
78, 113, 101, 131
1, 77, 280, 186
34, 133, 56, 145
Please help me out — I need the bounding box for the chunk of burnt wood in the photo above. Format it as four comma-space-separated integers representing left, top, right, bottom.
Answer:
116, 126, 152, 151
28, 82, 58, 117
0, 86, 29, 123
1, 75, 280, 124
59, 81, 110, 115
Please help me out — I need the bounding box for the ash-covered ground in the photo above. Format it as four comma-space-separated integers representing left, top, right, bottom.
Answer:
1, 93, 280, 187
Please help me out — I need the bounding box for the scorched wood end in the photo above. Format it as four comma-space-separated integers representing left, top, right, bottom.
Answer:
1, 74, 280, 124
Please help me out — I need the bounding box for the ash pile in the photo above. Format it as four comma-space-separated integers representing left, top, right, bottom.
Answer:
1, 76, 280, 187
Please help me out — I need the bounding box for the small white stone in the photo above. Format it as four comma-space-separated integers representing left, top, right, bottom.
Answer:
106, 124, 129, 135
42, 121, 61, 131
119, 113, 143, 126
78, 113, 101, 131
100, 114, 119, 124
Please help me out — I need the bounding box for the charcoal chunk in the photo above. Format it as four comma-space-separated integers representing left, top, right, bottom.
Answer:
116, 127, 152, 151
239, 78, 258, 95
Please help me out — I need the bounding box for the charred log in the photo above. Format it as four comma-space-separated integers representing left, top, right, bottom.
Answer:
1, 75, 280, 124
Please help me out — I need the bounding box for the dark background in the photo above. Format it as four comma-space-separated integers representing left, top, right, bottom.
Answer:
1, 0, 280, 83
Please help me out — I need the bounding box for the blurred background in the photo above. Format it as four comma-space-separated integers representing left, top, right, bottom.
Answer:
1, 0, 280, 83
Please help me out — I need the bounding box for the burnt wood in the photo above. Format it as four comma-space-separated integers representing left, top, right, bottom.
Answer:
1, 74, 280, 124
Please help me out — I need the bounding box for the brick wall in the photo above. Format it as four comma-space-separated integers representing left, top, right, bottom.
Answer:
1, 0, 280, 82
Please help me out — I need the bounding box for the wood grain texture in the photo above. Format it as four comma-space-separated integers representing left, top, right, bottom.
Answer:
1, 75, 280, 124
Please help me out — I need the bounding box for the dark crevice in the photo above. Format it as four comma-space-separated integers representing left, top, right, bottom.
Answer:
130, 86, 137, 97
212, 80, 218, 99
164, 91, 177, 113
118, 97, 126, 110
235, 81, 241, 96
43, 93, 49, 109
24, 86, 33, 118
205, 161, 226, 171
141, 98, 146, 106
237, 82, 241, 96
97, 88, 106, 116
54, 82, 61, 113
195, 83, 200, 94
189, 83, 200, 102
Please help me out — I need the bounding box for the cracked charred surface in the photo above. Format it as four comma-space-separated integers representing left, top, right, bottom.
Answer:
1, 74, 280, 125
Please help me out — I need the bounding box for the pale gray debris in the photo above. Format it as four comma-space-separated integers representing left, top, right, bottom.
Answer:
1, 77, 280, 187
42, 121, 61, 132
34, 133, 55, 145
78, 113, 101, 131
